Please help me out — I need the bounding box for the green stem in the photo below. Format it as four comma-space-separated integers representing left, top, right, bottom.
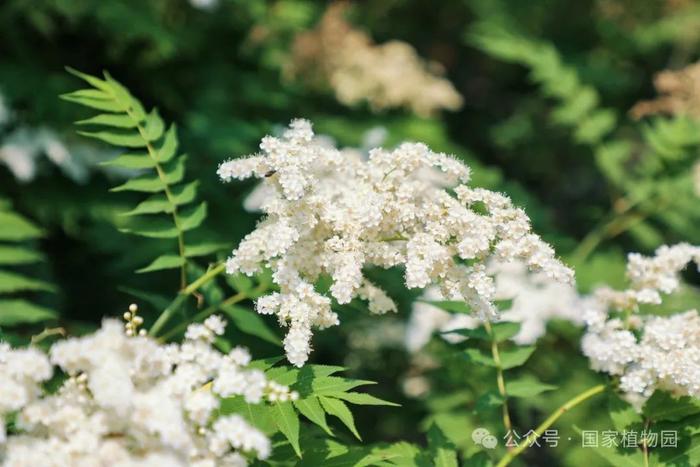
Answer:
571, 198, 637, 263
642, 418, 651, 467
31, 327, 66, 345
379, 234, 408, 242
158, 292, 246, 341
149, 293, 187, 338
182, 262, 226, 295
572, 192, 670, 264
484, 320, 514, 448
124, 106, 187, 289
148, 262, 226, 336
495, 384, 606, 467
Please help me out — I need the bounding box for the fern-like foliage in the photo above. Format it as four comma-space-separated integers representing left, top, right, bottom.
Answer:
62, 68, 216, 289
631, 4, 700, 52
471, 26, 700, 248
596, 116, 700, 247
0, 199, 56, 328
470, 24, 617, 146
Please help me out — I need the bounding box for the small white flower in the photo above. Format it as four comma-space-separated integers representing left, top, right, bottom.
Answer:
204, 315, 226, 336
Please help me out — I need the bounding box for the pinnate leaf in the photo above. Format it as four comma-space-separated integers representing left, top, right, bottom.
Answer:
0, 299, 57, 325
273, 401, 301, 457
136, 255, 186, 273
320, 396, 361, 440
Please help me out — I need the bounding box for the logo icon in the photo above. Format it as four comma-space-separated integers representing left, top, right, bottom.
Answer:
472, 427, 498, 449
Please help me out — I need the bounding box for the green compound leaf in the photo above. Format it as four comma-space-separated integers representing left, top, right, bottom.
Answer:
0, 299, 57, 326
0, 204, 55, 327
100, 152, 156, 169
77, 129, 146, 147
506, 376, 557, 398
643, 391, 700, 422
110, 156, 186, 193
294, 396, 333, 435
475, 391, 505, 413
156, 125, 179, 162
470, 24, 617, 146
184, 242, 226, 258
180, 202, 208, 231
0, 211, 42, 241
0, 270, 54, 293
219, 396, 276, 434
446, 322, 520, 342
427, 423, 458, 467
319, 396, 361, 440
136, 255, 186, 273
144, 109, 165, 141
311, 376, 375, 396
464, 347, 496, 366
67, 69, 210, 283
273, 401, 302, 457
76, 113, 137, 128
61, 91, 127, 112
499, 345, 536, 369
0, 246, 43, 265
119, 215, 180, 238
221, 304, 281, 346
324, 392, 399, 407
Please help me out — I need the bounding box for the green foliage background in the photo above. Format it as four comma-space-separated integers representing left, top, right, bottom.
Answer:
1, 0, 699, 465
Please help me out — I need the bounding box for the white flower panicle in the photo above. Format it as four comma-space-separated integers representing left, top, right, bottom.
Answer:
405, 287, 479, 352
219, 119, 573, 366
406, 260, 585, 351
0, 316, 297, 466
581, 243, 700, 403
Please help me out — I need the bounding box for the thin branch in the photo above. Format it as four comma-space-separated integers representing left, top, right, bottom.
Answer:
484, 320, 514, 450
495, 384, 606, 467
126, 107, 188, 289
158, 292, 247, 342
148, 262, 226, 336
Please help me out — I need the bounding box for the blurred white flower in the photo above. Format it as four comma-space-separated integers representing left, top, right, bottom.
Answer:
0, 91, 124, 184
189, 0, 218, 10
0, 128, 84, 182
402, 375, 431, 398
493, 261, 585, 344
406, 260, 584, 351
288, 2, 463, 117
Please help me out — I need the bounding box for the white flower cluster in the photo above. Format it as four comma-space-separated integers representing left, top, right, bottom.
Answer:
406, 260, 585, 351
592, 243, 700, 310
0, 90, 123, 184
219, 119, 573, 366
0, 316, 298, 466
581, 243, 700, 404
405, 287, 479, 352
